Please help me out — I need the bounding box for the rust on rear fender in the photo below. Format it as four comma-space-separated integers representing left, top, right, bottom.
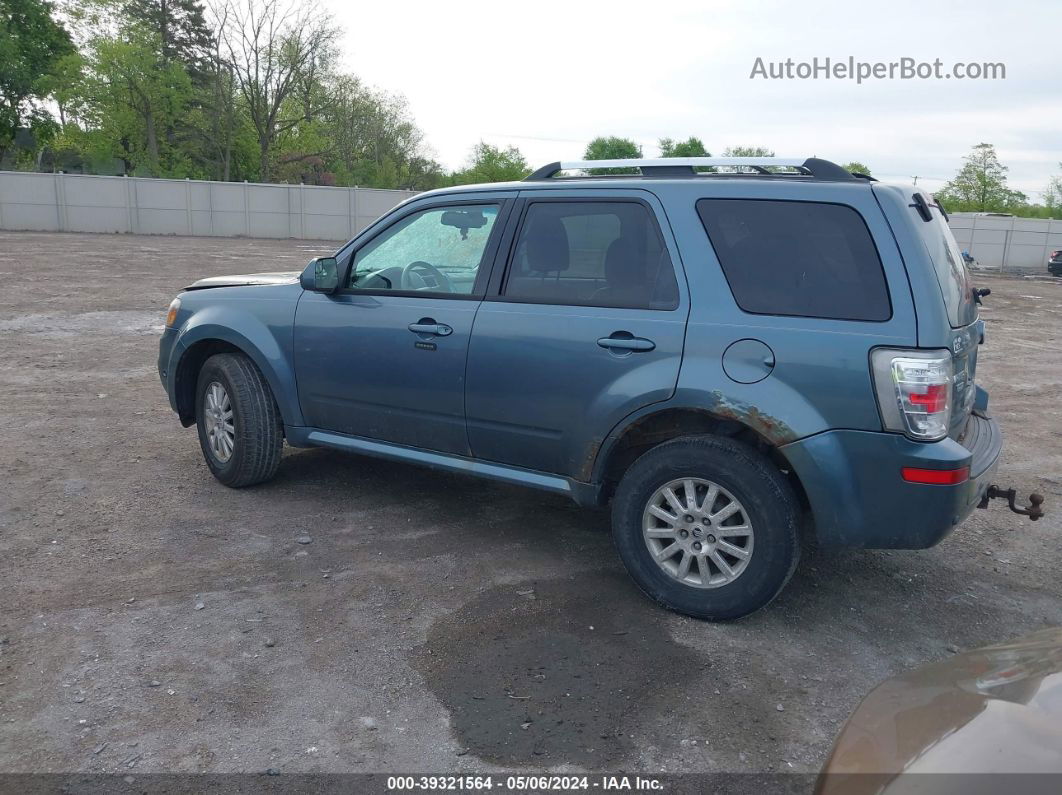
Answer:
583, 397, 797, 482
708, 391, 797, 446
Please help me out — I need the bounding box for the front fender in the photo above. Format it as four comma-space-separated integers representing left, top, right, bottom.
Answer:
172, 304, 304, 427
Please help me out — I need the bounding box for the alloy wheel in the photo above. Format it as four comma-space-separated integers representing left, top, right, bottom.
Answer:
642, 477, 755, 588
203, 381, 235, 463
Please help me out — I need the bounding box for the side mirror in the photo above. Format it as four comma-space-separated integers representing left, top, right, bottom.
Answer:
300, 257, 339, 293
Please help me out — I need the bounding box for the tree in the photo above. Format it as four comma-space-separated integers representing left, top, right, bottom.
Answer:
936, 143, 1027, 212
451, 142, 529, 185
0, 0, 74, 160
215, 0, 339, 182
35, 49, 84, 128
124, 0, 212, 71
185, 4, 245, 181
723, 145, 774, 157
396, 155, 445, 191
659, 136, 709, 158
81, 27, 196, 175
658, 136, 714, 172
841, 161, 872, 176
1044, 164, 1062, 212
55, 0, 217, 176
584, 135, 641, 161
124, 0, 215, 172
583, 135, 641, 174
18, 0, 444, 186
721, 145, 775, 173
319, 76, 439, 189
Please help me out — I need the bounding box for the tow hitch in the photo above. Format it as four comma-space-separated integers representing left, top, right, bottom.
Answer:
978, 485, 1046, 521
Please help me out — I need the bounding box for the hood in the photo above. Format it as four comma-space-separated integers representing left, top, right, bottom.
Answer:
818, 628, 1062, 793
184, 271, 300, 291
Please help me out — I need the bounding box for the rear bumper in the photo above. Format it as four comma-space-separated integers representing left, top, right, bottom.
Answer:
781, 413, 1002, 549
1049, 262, 1062, 276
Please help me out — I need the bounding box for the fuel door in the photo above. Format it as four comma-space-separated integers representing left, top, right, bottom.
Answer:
722, 339, 775, 384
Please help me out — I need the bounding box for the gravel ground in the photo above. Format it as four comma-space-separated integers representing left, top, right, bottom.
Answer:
0, 231, 1059, 776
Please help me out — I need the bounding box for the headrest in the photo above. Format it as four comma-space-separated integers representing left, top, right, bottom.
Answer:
524, 213, 570, 272
604, 236, 644, 284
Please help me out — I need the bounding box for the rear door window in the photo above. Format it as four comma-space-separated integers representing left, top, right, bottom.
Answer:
502, 201, 680, 310
696, 199, 891, 321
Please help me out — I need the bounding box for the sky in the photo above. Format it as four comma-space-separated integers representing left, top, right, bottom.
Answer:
323, 0, 1062, 199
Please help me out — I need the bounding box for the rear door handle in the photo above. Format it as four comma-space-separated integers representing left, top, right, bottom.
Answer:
597, 334, 656, 352
408, 320, 453, 337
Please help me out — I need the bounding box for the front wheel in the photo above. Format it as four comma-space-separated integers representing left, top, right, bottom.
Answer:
195, 352, 283, 488
611, 435, 800, 620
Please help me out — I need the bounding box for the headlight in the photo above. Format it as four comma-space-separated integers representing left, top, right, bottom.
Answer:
165, 297, 181, 328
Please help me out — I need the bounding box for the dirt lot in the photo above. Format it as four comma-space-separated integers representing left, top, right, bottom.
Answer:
0, 231, 1060, 776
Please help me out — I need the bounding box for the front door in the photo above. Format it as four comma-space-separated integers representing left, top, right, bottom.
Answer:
465, 192, 689, 478
294, 198, 512, 454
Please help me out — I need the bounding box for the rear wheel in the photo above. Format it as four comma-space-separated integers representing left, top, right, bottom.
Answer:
611, 435, 799, 620
195, 353, 283, 487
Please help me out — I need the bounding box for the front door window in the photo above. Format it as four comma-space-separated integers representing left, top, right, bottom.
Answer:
349, 204, 500, 295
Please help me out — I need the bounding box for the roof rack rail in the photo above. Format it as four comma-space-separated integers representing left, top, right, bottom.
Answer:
524, 157, 857, 182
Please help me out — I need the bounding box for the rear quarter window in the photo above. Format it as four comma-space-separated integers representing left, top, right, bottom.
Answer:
696, 198, 892, 322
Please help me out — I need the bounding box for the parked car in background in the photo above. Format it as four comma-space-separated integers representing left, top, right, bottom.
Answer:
158, 156, 1042, 620
817, 628, 1062, 794
1049, 249, 1062, 276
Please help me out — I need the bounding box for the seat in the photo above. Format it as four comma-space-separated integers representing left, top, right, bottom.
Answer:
525, 214, 570, 274
592, 235, 646, 307
507, 214, 571, 299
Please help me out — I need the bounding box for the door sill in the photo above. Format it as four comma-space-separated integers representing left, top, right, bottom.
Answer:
285, 425, 596, 501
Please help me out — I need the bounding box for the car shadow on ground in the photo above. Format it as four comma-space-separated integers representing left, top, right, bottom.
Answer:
268, 445, 1013, 634
251, 446, 1037, 768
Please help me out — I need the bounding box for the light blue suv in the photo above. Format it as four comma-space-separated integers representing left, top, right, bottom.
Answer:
158, 157, 1042, 619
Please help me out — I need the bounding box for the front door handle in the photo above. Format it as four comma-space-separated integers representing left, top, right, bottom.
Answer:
597, 333, 656, 353
408, 320, 453, 337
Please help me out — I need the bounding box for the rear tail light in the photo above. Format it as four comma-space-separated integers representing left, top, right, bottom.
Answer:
870, 349, 952, 441
907, 382, 948, 414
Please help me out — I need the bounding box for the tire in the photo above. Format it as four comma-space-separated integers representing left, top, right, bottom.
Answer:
611, 435, 800, 620
195, 352, 283, 488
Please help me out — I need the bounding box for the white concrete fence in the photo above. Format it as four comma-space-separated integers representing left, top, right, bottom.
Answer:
1, 172, 1059, 273
0, 171, 417, 240
949, 213, 1061, 273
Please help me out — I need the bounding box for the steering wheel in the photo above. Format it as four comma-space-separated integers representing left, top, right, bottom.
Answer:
400, 260, 452, 292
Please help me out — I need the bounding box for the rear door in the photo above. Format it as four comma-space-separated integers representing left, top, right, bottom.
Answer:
464, 189, 689, 479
